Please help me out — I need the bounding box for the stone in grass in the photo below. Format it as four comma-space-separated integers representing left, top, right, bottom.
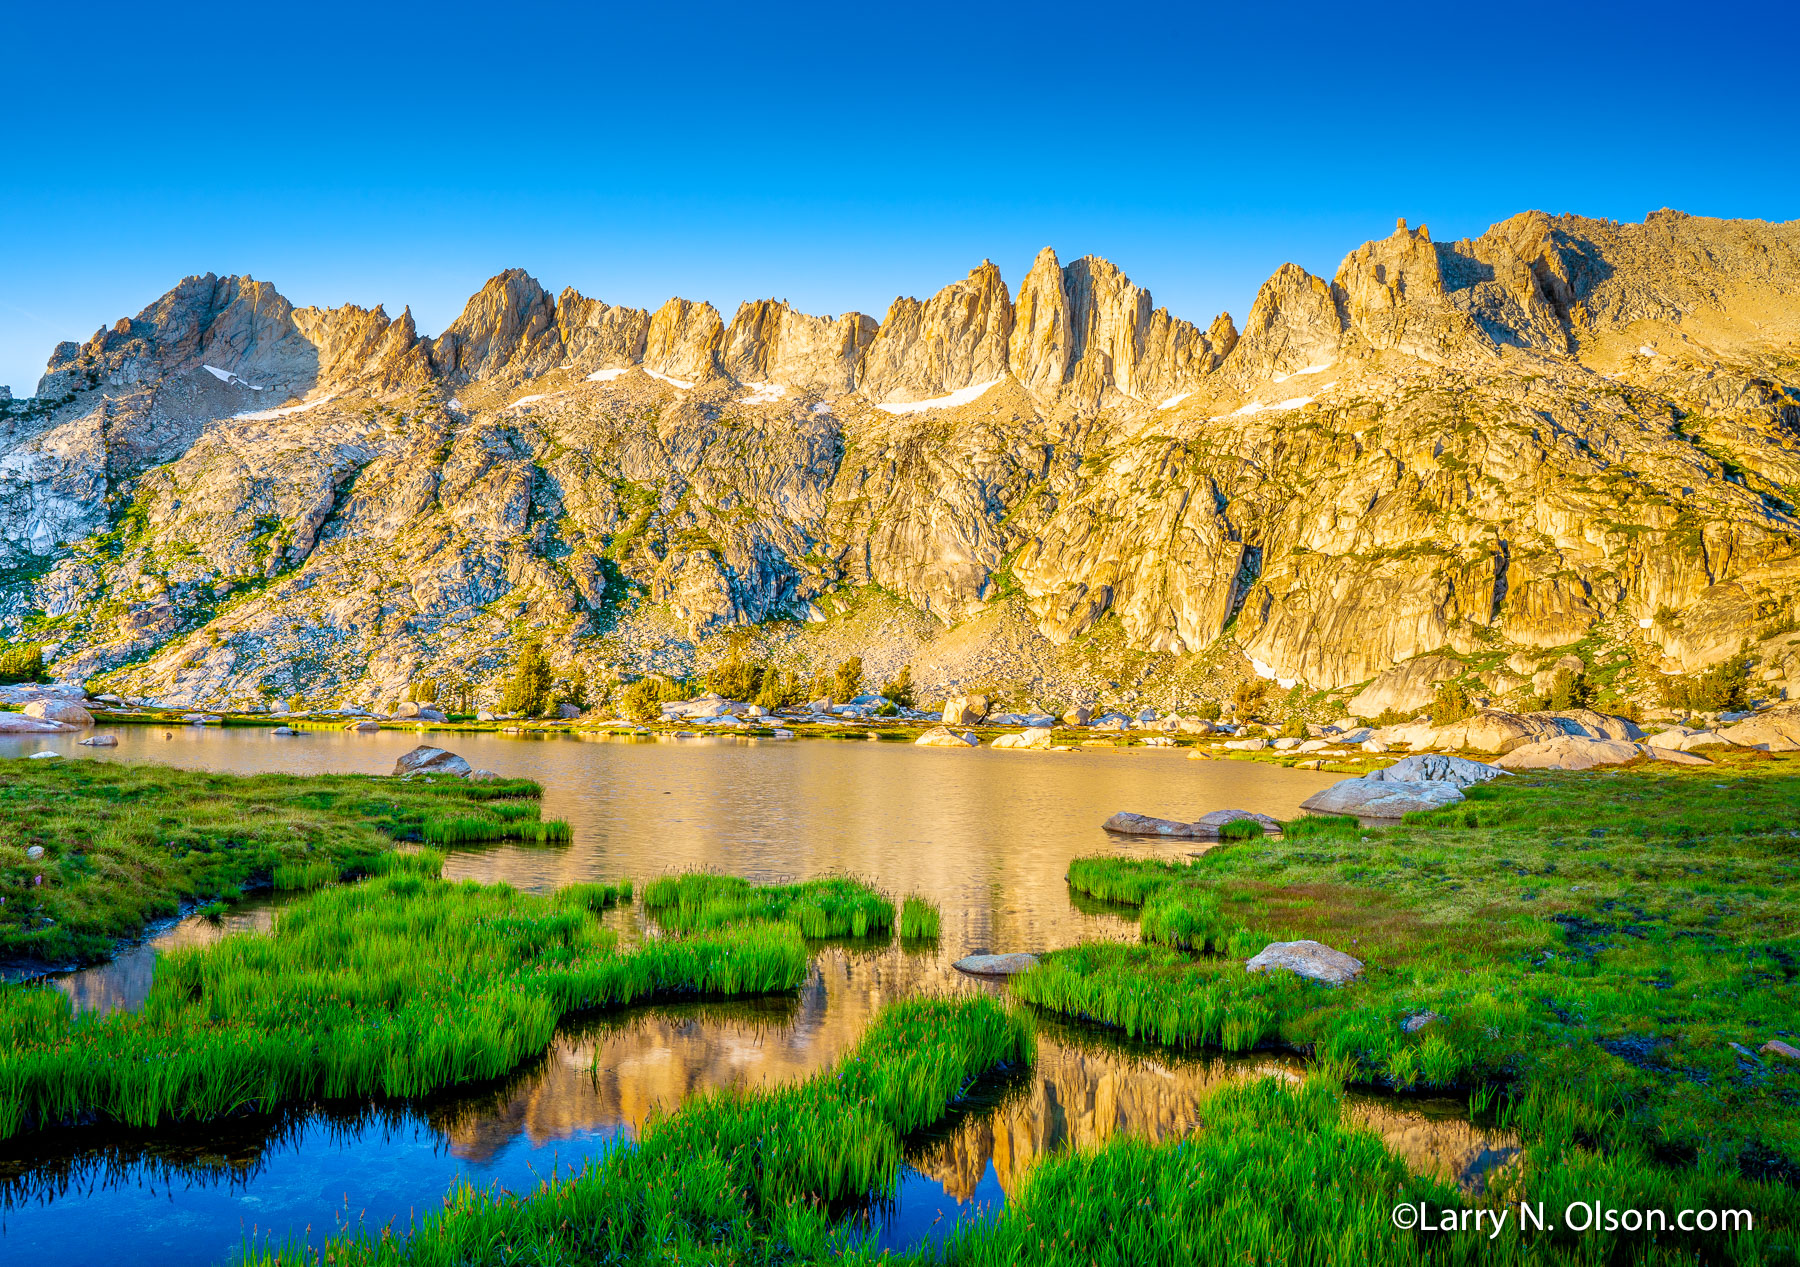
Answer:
1368, 753, 1508, 788
915, 726, 979, 747
25, 846, 44, 860
1402, 1011, 1443, 1033
1245, 940, 1365, 986
1300, 777, 1464, 818
1763, 1040, 1800, 1061
466, 769, 501, 782
953, 952, 1039, 976
392, 745, 473, 778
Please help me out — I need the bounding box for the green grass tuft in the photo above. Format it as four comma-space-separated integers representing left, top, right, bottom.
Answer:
643, 872, 895, 938
899, 894, 940, 940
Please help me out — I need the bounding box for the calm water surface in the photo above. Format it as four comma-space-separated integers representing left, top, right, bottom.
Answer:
0, 726, 1513, 1262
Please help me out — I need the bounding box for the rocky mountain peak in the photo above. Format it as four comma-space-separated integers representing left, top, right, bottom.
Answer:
430, 269, 561, 381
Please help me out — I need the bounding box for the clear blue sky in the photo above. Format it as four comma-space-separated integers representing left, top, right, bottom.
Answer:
3, 0, 1796, 397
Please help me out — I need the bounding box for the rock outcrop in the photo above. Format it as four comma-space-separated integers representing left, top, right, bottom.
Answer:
4, 209, 1798, 712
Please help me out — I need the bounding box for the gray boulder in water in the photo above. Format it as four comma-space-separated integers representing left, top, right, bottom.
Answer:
392, 745, 473, 778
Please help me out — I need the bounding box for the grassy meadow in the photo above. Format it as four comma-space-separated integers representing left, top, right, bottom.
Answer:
0, 759, 566, 964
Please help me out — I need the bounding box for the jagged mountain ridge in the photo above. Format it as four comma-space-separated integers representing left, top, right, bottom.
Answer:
4, 208, 1800, 711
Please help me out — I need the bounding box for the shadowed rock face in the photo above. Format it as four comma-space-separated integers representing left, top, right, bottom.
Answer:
4, 208, 1799, 709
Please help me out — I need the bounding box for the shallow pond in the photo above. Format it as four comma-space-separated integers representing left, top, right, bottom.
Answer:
0, 725, 1513, 1261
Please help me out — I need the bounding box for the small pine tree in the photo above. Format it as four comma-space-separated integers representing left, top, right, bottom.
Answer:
408, 677, 438, 704
1232, 679, 1272, 722
1193, 699, 1222, 722
501, 643, 552, 716
831, 656, 863, 705
1429, 682, 1475, 727
880, 664, 916, 708
569, 664, 590, 709
0, 642, 44, 684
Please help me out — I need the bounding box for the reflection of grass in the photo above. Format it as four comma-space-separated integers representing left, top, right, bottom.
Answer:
0, 759, 549, 964
261, 996, 1032, 1265
0, 864, 808, 1141
644, 872, 894, 938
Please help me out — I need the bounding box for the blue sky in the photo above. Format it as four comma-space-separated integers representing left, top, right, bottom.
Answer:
3, 0, 1796, 397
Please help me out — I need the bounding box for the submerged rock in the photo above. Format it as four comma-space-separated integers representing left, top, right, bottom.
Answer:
1245, 940, 1364, 986
271, 726, 297, 735
953, 952, 1039, 976
0, 714, 74, 734
393, 745, 473, 777
78, 734, 118, 746
1300, 777, 1464, 817
1192, 809, 1282, 838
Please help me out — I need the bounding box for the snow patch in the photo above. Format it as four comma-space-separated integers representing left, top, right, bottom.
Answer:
233, 393, 340, 422
810, 401, 833, 414
1637, 345, 1658, 357
644, 368, 696, 390
1638, 617, 1654, 629
447, 398, 464, 411
506, 394, 553, 409
1157, 390, 1193, 410
586, 367, 629, 382
876, 379, 999, 415
1251, 658, 1277, 680
1229, 395, 1313, 418
1271, 362, 1334, 384
202, 364, 262, 390
741, 381, 786, 404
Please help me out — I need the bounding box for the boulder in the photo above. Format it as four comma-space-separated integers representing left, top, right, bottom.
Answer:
1091, 713, 1132, 731
466, 769, 501, 782
1646, 726, 1731, 751
555, 702, 582, 719
27, 751, 60, 759
78, 734, 118, 746
1271, 737, 1302, 750
1062, 704, 1095, 727
915, 726, 978, 747
1178, 718, 1216, 735
25, 845, 44, 859
345, 719, 381, 732
953, 952, 1039, 976
22, 699, 93, 727
412, 706, 447, 722
1763, 1040, 1800, 1061
1427, 709, 1559, 755
271, 726, 297, 735
1224, 737, 1268, 751
992, 727, 1053, 750
1300, 777, 1465, 817
393, 745, 474, 777
1640, 745, 1712, 765
1536, 709, 1644, 741
1296, 739, 1331, 752
1717, 712, 1800, 752
1346, 655, 1462, 717
476, 709, 496, 722
1494, 737, 1644, 770
1018, 712, 1058, 728
0, 714, 74, 734
1368, 753, 1509, 788
393, 701, 422, 719
1403, 1011, 1443, 1033
942, 694, 993, 726
1103, 812, 1203, 837
1192, 809, 1282, 838
1245, 940, 1364, 986
1361, 737, 1389, 753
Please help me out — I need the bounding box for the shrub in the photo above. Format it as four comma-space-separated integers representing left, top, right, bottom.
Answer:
1193, 699, 1222, 722
0, 642, 45, 684
754, 670, 804, 712
501, 643, 552, 716
619, 676, 692, 723
1659, 654, 1750, 713
1232, 680, 1272, 721
1278, 715, 1307, 739
830, 657, 863, 704
408, 678, 438, 704
880, 664, 915, 708
1428, 682, 1475, 726
705, 654, 765, 702
1535, 666, 1594, 712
